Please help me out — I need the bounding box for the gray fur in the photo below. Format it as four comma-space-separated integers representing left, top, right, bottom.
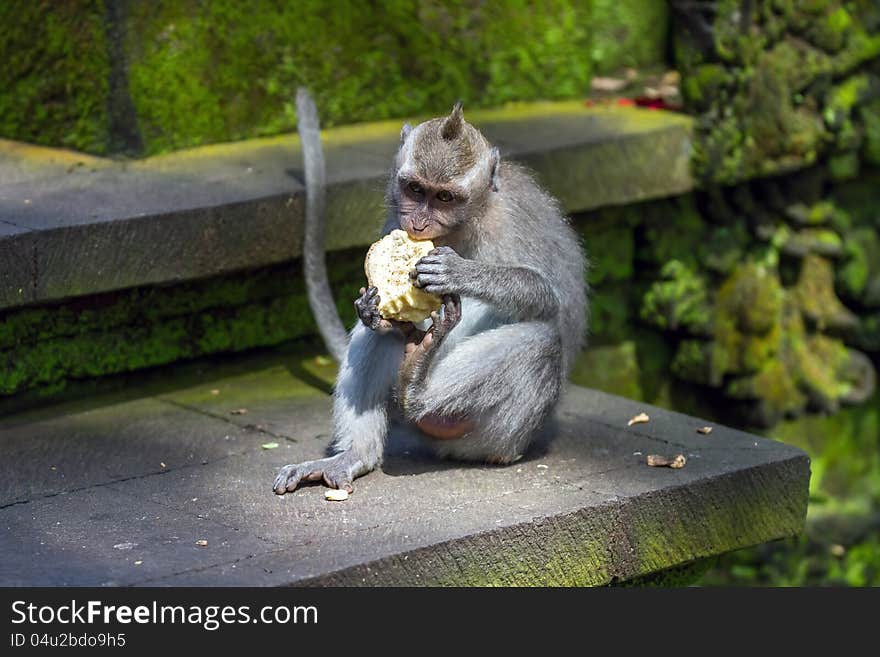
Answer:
274, 91, 588, 494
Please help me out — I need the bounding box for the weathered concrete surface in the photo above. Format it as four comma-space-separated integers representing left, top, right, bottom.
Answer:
0, 351, 808, 586
0, 103, 693, 311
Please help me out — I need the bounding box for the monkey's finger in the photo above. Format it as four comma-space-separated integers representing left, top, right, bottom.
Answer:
416, 255, 441, 265
367, 286, 379, 296
414, 263, 444, 274
323, 473, 354, 493
273, 464, 301, 495
423, 285, 450, 296
416, 273, 445, 287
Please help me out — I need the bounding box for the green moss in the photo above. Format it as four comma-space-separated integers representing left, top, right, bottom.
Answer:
615, 558, 715, 588
698, 222, 749, 274
671, 339, 718, 387
807, 5, 852, 53
838, 228, 879, 303
589, 0, 668, 74
781, 227, 844, 258
825, 74, 872, 127
0, 1, 674, 155
674, 2, 880, 185
123, 0, 603, 156
589, 284, 634, 340
638, 195, 706, 268
769, 387, 880, 517
860, 100, 880, 165
569, 341, 642, 400
0, 250, 364, 398
794, 253, 858, 330
681, 64, 728, 110
828, 151, 860, 181
582, 224, 634, 285
0, 0, 110, 153
640, 260, 712, 335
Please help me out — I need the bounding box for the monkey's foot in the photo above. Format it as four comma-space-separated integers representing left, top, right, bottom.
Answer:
272, 452, 364, 495
417, 413, 474, 440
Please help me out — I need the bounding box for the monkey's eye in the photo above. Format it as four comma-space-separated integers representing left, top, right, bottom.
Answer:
407, 181, 424, 195
436, 190, 454, 202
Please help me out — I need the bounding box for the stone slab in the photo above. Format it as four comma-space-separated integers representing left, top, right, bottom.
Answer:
0, 396, 268, 507
0, 103, 693, 310
0, 351, 808, 586
0, 485, 274, 586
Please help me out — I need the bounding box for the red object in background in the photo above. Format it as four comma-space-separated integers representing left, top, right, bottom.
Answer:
585, 96, 683, 112
632, 96, 683, 111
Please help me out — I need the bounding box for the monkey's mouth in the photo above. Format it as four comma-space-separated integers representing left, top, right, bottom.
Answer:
402, 219, 444, 241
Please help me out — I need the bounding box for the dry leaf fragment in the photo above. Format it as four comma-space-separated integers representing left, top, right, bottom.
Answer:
230, 408, 248, 415
628, 412, 650, 426
261, 442, 279, 450
210, 389, 220, 395
325, 489, 350, 502
195, 540, 208, 547
646, 454, 687, 469
697, 426, 713, 435
591, 76, 629, 92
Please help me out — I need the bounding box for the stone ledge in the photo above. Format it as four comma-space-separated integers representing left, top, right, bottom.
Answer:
0, 350, 808, 587
0, 102, 693, 311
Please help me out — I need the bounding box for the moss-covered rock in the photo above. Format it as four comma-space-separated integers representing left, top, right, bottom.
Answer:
569, 340, 643, 400
0, 252, 364, 399
672, 0, 880, 185
0, 0, 110, 154
640, 260, 712, 335
780, 228, 845, 258
839, 227, 880, 307
0, 0, 670, 155
698, 221, 750, 274
795, 253, 859, 330
861, 100, 880, 165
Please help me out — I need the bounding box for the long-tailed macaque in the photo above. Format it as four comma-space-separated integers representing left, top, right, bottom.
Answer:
274, 90, 587, 494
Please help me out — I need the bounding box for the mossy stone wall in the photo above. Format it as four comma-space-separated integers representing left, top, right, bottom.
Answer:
0, 0, 669, 156
673, 0, 880, 185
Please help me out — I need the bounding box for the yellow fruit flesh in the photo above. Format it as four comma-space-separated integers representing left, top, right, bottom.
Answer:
364, 230, 442, 323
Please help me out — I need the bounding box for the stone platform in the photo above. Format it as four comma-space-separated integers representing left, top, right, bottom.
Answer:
0, 348, 809, 586
0, 102, 693, 310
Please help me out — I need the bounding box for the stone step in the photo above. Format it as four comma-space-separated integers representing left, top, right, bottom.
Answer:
0, 102, 693, 311
0, 349, 807, 586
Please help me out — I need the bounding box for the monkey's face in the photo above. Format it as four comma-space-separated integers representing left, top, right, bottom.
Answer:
395, 176, 470, 242
392, 104, 499, 242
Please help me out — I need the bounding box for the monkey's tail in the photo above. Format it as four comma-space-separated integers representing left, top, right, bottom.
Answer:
296, 88, 349, 363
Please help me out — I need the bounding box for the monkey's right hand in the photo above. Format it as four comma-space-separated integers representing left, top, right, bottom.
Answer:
273, 452, 363, 495
355, 286, 403, 334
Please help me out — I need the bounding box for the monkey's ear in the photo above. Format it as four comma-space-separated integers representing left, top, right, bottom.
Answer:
400, 122, 412, 143
441, 101, 464, 141
489, 146, 500, 192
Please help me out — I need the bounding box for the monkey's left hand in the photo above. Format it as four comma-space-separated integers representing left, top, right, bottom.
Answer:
411, 246, 467, 296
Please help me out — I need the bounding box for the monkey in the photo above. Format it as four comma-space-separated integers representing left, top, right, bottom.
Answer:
273, 89, 588, 495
